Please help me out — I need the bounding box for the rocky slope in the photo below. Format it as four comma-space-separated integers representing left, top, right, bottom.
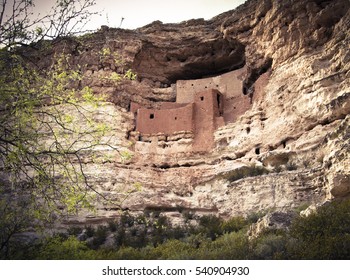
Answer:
23, 0, 349, 226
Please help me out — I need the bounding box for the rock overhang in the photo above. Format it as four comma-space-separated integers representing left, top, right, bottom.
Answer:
132, 36, 246, 84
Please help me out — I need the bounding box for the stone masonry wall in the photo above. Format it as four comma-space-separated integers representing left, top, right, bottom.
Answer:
193, 89, 225, 151
136, 103, 194, 135
176, 67, 252, 123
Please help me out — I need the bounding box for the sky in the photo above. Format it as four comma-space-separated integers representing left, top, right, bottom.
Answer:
92, 0, 248, 29
4, 0, 247, 31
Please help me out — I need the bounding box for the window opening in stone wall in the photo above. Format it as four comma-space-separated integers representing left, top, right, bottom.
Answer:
217, 93, 223, 116
255, 147, 260, 155
217, 93, 221, 108
150, 113, 154, 119
175, 117, 177, 120
200, 96, 204, 101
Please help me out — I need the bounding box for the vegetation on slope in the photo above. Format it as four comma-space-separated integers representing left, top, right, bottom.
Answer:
3, 199, 350, 260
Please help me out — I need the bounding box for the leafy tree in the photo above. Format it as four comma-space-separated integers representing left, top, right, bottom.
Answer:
0, 193, 34, 258
0, 0, 135, 258
0, 0, 98, 47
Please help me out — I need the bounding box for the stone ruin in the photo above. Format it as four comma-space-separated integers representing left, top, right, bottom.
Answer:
129, 66, 258, 154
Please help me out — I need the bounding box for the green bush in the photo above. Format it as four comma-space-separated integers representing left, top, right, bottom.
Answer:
251, 233, 288, 259
197, 231, 250, 259
35, 236, 95, 260
149, 215, 171, 246
89, 225, 108, 249
182, 210, 195, 222
288, 199, 350, 259
150, 239, 196, 260
120, 212, 135, 227
198, 215, 223, 240
113, 246, 144, 260
226, 165, 270, 182
246, 211, 266, 224
115, 226, 126, 247
294, 203, 310, 214
67, 226, 83, 236
221, 216, 248, 233
108, 220, 118, 232
85, 225, 95, 237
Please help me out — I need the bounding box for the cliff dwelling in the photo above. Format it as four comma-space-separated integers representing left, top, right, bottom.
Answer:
129, 66, 259, 154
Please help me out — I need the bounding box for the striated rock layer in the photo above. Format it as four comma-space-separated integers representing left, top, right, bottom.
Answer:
24, 0, 350, 226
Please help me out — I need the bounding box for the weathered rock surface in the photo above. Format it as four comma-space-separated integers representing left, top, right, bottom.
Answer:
248, 211, 297, 239
22, 0, 350, 226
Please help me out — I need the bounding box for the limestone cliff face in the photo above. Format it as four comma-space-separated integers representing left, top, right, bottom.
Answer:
29, 0, 349, 225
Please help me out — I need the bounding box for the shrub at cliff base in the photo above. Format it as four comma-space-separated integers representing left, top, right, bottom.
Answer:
7, 199, 350, 259
35, 236, 95, 260
250, 232, 288, 259
288, 199, 350, 259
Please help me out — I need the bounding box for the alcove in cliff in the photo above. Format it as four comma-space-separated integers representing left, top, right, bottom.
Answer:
133, 38, 245, 84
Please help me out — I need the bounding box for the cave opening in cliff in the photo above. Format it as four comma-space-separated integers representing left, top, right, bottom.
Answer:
133, 38, 246, 84
282, 141, 287, 148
